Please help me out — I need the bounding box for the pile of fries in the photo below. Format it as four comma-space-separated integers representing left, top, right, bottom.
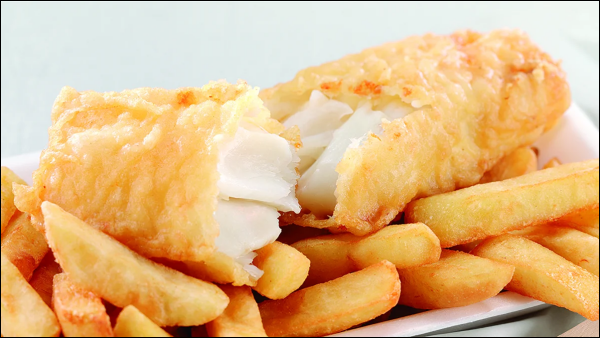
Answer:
1, 145, 598, 338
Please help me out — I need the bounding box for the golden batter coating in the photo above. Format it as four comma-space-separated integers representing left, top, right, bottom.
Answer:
265, 30, 571, 236
15, 81, 287, 262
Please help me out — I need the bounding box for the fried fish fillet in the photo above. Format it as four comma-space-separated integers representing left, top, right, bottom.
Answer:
263, 29, 571, 236
16, 81, 301, 265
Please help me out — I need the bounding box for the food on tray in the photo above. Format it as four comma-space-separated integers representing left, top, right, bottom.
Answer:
511, 225, 599, 276
398, 250, 515, 309
259, 261, 401, 337
472, 235, 599, 321
479, 147, 538, 183
265, 29, 571, 236
14, 82, 301, 285
1, 167, 27, 235
1, 252, 61, 338
206, 286, 267, 337
252, 242, 311, 300
42, 201, 229, 327
1, 211, 49, 280
114, 306, 172, 338
405, 160, 599, 247
293, 223, 440, 287
1, 28, 599, 337
52, 273, 114, 337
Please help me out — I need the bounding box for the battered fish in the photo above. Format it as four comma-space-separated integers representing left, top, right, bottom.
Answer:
262, 29, 571, 236
16, 81, 301, 270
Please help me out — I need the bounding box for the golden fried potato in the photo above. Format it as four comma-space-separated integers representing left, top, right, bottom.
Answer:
15, 82, 282, 262
206, 286, 267, 337
265, 30, 570, 236
472, 235, 599, 321
1, 253, 61, 337
114, 306, 172, 338
480, 147, 538, 183
42, 202, 229, 327
405, 160, 600, 248
555, 208, 599, 239
53, 273, 113, 337
398, 250, 514, 309
259, 261, 400, 337
292, 233, 360, 287
30, 252, 62, 307
253, 242, 310, 300
1, 167, 26, 236
1, 212, 48, 280
512, 225, 599, 276
453, 240, 482, 253
543, 157, 562, 169
183, 252, 256, 287
349, 223, 441, 270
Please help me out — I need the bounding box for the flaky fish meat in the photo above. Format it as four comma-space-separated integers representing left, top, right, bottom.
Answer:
262, 29, 571, 236
16, 81, 301, 281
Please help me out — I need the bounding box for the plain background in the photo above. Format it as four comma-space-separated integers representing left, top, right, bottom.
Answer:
1, 2, 598, 158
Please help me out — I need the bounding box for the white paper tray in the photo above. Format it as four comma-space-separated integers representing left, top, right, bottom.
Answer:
2, 104, 598, 338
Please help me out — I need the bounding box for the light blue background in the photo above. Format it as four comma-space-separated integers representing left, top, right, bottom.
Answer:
1, 2, 598, 158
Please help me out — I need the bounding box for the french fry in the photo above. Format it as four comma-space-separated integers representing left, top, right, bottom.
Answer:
480, 147, 538, 183
292, 233, 360, 287
511, 225, 599, 276
183, 252, 256, 287
472, 235, 599, 321
253, 242, 311, 300
453, 240, 482, 254
113, 305, 172, 338
53, 273, 113, 337
1, 212, 48, 280
1, 253, 61, 337
30, 252, 62, 307
543, 157, 562, 169
554, 208, 599, 239
405, 160, 600, 248
349, 223, 441, 270
398, 250, 515, 309
42, 202, 229, 327
259, 261, 401, 337
1, 167, 27, 236
206, 286, 267, 337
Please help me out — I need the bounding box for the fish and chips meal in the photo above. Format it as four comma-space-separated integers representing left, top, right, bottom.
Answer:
1, 29, 598, 337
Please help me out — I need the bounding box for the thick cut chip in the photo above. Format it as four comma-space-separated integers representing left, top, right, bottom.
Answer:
42, 202, 229, 327
252, 242, 311, 300
1, 167, 26, 236
512, 225, 599, 276
398, 250, 514, 309
405, 160, 599, 248
14, 81, 289, 262
114, 306, 172, 338
348, 223, 441, 270
183, 253, 256, 287
53, 273, 114, 337
1, 212, 48, 280
206, 286, 267, 337
292, 234, 361, 287
1, 253, 61, 337
264, 29, 570, 236
259, 261, 400, 337
554, 208, 599, 239
472, 235, 599, 321
30, 252, 63, 307
479, 147, 538, 183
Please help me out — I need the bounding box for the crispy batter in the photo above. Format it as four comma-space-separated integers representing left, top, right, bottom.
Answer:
15, 81, 284, 262
264, 30, 570, 235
